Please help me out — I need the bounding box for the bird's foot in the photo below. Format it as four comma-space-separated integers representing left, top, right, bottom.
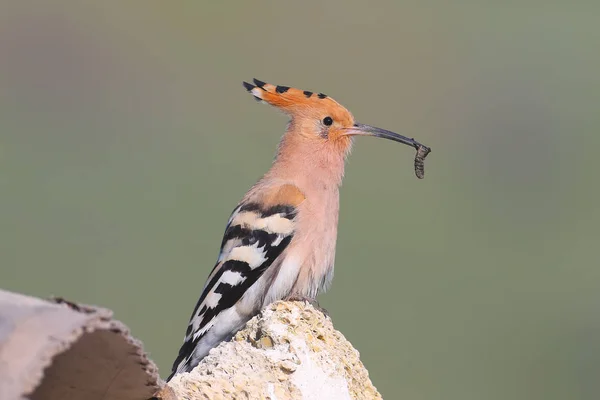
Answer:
283, 295, 330, 318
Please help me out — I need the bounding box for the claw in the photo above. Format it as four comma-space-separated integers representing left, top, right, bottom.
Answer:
283, 295, 330, 318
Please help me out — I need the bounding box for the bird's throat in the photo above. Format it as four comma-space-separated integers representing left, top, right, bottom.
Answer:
270, 136, 347, 190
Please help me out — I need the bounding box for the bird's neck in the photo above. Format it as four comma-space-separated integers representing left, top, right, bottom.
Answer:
267, 133, 348, 192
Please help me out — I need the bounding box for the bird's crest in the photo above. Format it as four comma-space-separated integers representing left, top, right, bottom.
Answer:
243, 78, 331, 104
242, 78, 355, 129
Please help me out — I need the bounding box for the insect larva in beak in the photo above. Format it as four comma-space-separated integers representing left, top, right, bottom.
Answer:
414, 145, 431, 179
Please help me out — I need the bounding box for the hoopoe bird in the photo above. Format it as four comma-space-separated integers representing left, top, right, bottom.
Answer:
168, 79, 431, 380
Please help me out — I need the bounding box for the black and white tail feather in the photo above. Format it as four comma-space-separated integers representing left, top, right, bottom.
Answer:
167, 201, 297, 380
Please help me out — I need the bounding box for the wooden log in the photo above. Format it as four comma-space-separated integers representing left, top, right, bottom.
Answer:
0, 289, 160, 400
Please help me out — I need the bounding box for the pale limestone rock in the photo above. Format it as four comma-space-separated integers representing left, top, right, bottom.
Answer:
160, 301, 382, 400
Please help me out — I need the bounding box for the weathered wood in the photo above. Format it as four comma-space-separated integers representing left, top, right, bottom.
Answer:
0, 289, 160, 400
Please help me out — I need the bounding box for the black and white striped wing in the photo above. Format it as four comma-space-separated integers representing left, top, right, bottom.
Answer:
169, 202, 297, 378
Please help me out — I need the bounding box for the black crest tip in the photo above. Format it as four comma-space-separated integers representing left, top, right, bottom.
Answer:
242, 81, 255, 91
317, 93, 327, 99
275, 85, 290, 93
303, 91, 313, 98
253, 78, 266, 88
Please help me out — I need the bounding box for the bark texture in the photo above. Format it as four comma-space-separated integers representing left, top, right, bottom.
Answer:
0, 289, 159, 400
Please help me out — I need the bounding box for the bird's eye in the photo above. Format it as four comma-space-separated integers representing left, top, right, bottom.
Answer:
322, 116, 333, 126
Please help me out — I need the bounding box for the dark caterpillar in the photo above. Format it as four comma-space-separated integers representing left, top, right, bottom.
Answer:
414, 145, 431, 179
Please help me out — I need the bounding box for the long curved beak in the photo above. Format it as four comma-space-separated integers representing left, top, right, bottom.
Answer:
343, 123, 431, 153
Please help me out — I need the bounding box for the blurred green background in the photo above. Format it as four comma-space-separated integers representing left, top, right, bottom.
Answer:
1, 1, 599, 399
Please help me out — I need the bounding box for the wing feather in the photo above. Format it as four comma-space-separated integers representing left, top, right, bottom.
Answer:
168, 195, 300, 378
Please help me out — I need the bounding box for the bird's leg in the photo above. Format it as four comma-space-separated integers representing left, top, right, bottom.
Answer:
283, 295, 330, 318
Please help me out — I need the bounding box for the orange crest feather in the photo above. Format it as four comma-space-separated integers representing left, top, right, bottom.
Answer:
242, 79, 354, 125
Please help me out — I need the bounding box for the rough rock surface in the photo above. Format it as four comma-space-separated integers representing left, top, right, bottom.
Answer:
160, 301, 382, 400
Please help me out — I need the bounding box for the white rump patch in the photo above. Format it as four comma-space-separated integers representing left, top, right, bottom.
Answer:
264, 255, 302, 305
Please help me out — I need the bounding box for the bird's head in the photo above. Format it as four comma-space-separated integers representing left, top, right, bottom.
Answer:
243, 79, 428, 162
